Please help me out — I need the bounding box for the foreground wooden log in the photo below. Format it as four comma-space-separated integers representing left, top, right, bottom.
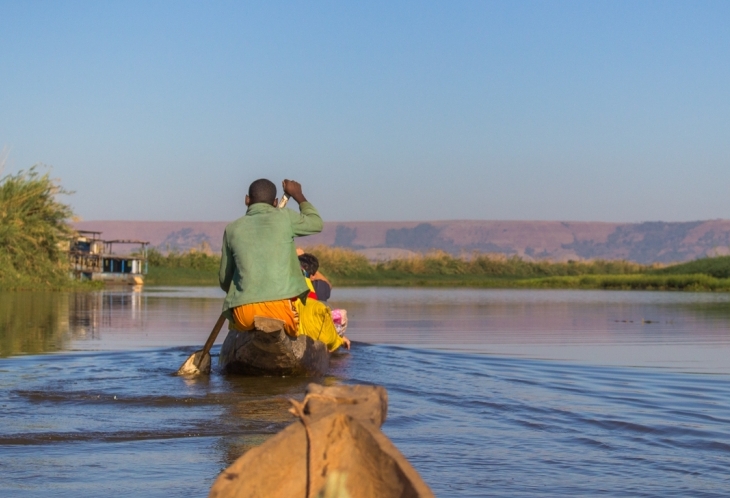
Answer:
209, 384, 434, 498
219, 317, 329, 377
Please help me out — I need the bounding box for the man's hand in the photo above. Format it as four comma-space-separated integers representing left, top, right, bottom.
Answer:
282, 180, 307, 204
341, 336, 351, 350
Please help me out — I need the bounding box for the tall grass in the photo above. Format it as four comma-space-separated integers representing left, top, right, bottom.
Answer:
381, 251, 645, 277
303, 246, 373, 276
304, 246, 646, 278
146, 247, 220, 272
0, 165, 80, 289
145, 245, 648, 280
145, 248, 221, 285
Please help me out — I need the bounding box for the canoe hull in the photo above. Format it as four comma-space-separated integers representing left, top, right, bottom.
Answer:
208, 384, 435, 498
219, 328, 329, 376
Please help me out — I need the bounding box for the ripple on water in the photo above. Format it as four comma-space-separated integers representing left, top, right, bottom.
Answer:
2, 288, 730, 497
342, 346, 730, 497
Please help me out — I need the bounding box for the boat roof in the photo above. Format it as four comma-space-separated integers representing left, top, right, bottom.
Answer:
106, 239, 149, 245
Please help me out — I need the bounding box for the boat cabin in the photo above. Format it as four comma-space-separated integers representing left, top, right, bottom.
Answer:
68, 231, 149, 285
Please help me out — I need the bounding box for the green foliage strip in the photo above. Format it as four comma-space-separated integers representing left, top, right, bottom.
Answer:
0, 166, 83, 289
144, 245, 730, 291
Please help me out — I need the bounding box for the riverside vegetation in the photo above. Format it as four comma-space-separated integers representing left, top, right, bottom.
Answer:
146, 245, 730, 291
0, 166, 98, 290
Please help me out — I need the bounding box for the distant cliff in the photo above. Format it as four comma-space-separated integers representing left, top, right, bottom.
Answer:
74, 219, 730, 264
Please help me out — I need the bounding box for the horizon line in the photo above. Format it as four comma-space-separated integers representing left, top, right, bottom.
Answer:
73, 218, 730, 225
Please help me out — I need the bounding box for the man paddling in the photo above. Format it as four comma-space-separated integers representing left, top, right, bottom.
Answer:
219, 178, 350, 351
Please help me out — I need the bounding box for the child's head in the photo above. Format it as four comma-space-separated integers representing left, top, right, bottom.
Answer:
298, 253, 319, 276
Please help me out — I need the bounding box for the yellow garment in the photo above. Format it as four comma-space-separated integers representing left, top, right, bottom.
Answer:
295, 298, 344, 352
231, 299, 299, 337
305, 276, 316, 294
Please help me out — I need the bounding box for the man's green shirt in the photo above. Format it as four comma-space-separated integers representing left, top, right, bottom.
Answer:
219, 201, 323, 311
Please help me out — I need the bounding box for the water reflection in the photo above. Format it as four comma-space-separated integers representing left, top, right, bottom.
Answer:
0, 288, 221, 356
329, 288, 730, 373
0, 292, 70, 356
3, 287, 730, 372
68, 291, 145, 340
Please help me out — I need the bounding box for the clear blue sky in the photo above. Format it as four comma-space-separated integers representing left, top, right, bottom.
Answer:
2, 1, 729, 222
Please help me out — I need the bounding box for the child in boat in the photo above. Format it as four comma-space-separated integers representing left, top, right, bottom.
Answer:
298, 253, 332, 303
298, 252, 348, 337
298, 253, 319, 300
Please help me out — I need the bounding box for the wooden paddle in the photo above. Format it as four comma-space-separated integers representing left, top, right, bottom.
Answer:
177, 189, 291, 376
177, 313, 227, 376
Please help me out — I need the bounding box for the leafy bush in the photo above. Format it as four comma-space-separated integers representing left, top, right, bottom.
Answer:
654, 256, 730, 279
0, 166, 77, 289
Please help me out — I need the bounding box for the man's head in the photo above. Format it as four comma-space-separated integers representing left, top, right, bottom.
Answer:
246, 179, 277, 207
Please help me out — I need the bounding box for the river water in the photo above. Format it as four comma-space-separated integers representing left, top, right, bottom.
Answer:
1, 287, 729, 497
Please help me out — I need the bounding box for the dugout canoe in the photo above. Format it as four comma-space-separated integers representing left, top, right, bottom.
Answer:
208, 384, 435, 498
218, 316, 329, 376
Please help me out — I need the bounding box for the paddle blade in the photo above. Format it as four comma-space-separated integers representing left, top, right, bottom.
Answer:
177, 350, 211, 376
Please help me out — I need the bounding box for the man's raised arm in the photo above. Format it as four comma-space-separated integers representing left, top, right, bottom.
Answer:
283, 179, 323, 236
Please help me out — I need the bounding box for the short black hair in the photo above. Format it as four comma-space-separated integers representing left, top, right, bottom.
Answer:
248, 179, 277, 205
298, 253, 319, 276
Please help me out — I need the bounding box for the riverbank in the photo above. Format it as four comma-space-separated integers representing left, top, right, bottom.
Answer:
145, 268, 730, 290
318, 273, 730, 291
143, 247, 730, 291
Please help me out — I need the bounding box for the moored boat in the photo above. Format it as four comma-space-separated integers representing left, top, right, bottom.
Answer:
218, 316, 330, 376
65, 230, 149, 286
